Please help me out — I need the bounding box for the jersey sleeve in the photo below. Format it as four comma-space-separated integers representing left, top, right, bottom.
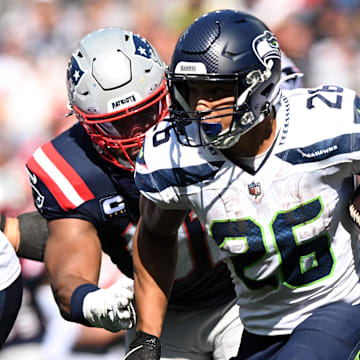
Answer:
134, 126, 181, 209
135, 120, 225, 209
280, 51, 303, 91
26, 142, 97, 222
282, 87, 360, 175
350, 94, 360, 174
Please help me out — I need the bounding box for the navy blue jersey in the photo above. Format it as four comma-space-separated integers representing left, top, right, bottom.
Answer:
26, 123, 235, 307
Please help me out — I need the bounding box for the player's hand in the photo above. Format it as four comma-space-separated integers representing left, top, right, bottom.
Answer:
82, 277, 136, 332
124, 331, 161, 360
349, 186, 360, 229
349, 203, 360, 228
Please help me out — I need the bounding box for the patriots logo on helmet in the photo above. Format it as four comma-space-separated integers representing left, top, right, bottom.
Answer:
67, 56, 85, 100
252, 30, 281, 68
133, 34, 162, 66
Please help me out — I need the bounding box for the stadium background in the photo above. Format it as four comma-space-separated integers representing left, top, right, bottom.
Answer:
0, 0, 359, 358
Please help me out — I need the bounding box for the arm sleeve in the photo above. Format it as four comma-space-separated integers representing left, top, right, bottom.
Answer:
17, 211, 48, 262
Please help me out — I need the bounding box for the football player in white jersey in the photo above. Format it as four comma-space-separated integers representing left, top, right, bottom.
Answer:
0, 222, 22, 349
0, 25, 301, 357
130, 9, 360, 360
0, 211, 50, 350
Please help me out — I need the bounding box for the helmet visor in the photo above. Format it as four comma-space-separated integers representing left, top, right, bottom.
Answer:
98, 100, 163, 140
168, 74, 243, 111
73, 81, 169, 170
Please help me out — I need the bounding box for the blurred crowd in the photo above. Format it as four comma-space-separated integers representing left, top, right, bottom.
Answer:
1, 0, 360, 358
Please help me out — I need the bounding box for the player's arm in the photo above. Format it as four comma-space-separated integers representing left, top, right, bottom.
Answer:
125, 195, 186, 359
1, 211, 48, 261
45, 218, 134, 332
45, 218, 101, 318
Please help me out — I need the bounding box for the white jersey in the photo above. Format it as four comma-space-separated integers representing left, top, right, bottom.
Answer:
135, 85, 360, 335
0, 230, 21, 291
280, 52, 303, 90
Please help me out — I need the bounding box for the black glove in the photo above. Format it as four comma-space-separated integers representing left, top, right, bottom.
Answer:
124, 331, 161, 360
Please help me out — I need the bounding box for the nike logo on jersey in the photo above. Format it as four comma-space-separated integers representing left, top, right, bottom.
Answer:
26, 166, 38, 184
26, 167, 45, 208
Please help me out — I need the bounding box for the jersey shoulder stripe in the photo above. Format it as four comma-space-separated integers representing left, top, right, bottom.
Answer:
27, 141, 95, 211
276, 133, 355, 165
136, 155, 224, 193
135, 122, 225, 194
276, 87, 360, 165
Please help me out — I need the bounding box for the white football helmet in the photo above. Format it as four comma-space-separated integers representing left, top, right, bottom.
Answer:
66, 27, 169, 171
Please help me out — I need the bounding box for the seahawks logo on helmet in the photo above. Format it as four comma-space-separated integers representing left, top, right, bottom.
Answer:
252, 30, 281, 68
66, 56, 85, 101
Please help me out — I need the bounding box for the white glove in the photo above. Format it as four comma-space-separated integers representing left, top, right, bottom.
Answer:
82, 277, 136, 332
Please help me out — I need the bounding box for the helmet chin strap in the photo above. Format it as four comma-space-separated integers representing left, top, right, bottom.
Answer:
65, 101, 74, 117
211, 111, 267, 150
92, 142, 134, 170
209, 65, 271, 149
212, 131, 241, 149
108, 146, 135, 169
213, 62, 279, 150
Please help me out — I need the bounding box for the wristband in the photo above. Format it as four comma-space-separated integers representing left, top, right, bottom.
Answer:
70, 283, 99, 326
0, 214, 6, 233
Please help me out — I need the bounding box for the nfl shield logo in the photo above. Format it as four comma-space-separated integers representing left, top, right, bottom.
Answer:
248, 182, 261, 197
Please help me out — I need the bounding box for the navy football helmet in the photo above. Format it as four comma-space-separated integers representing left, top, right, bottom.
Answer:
66, 27, 169, 171
166, 10, 282, 149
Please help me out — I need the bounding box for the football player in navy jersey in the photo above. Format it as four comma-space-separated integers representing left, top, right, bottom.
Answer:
131, 9, 360, 360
